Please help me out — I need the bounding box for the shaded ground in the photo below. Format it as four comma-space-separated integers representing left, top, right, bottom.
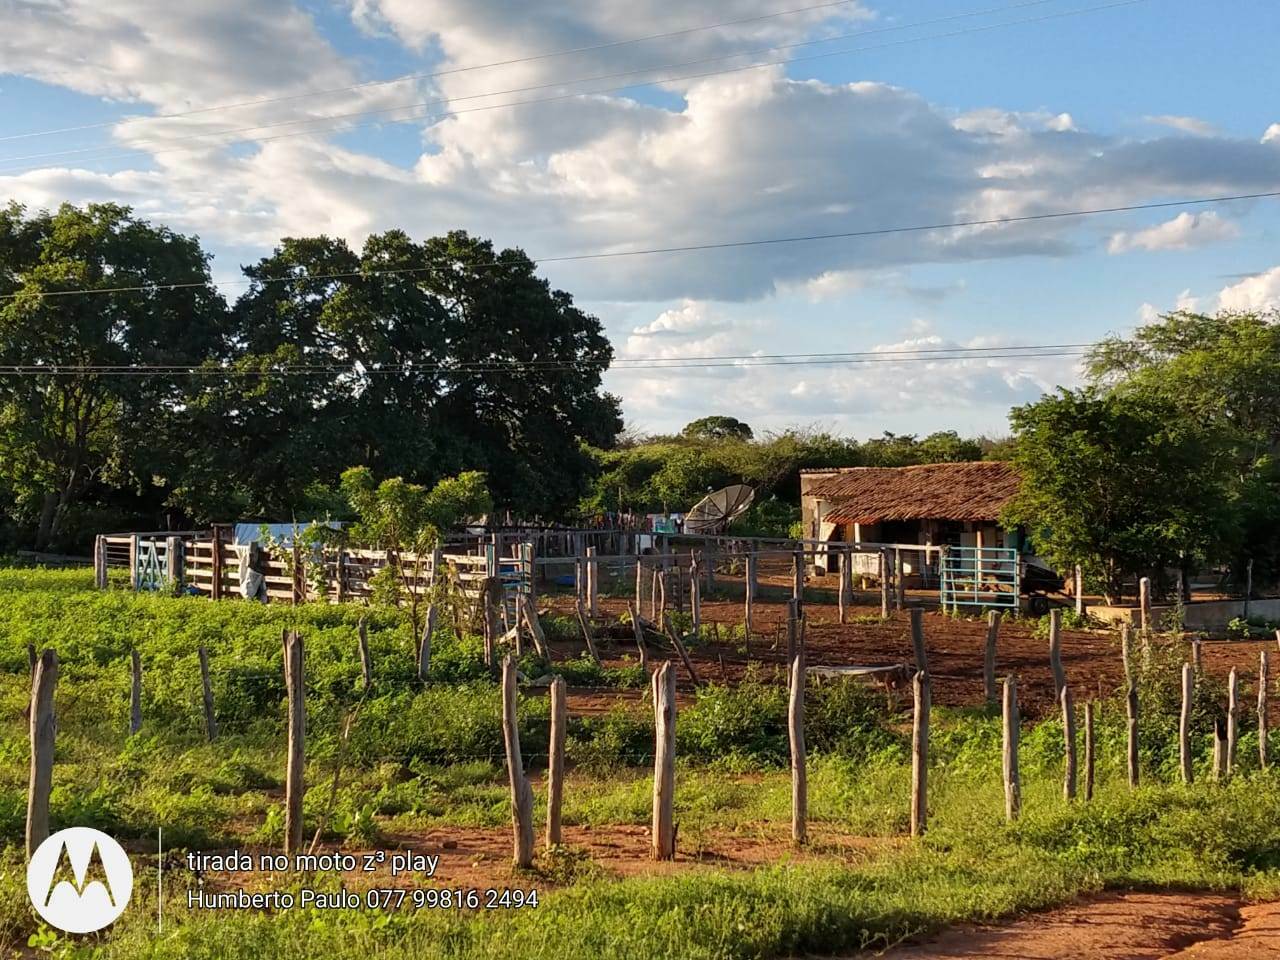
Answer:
850, 892, 1280, 959
547, 589, 1274, 719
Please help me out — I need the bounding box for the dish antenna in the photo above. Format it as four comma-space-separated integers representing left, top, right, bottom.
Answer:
684, 484, 755, 534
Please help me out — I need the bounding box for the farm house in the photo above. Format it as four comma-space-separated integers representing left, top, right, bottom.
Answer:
800, 462, 1026, 579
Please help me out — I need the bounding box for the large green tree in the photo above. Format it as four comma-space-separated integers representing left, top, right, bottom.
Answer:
1086, 310, 1280, 584
1003, 387, 1234, 602
174, 230, 621, 521
0, 202, 228, 548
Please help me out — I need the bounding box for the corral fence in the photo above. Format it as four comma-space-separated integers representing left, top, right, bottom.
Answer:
95, 525, 1025, 617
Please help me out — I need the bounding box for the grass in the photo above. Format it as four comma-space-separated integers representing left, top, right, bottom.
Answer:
2, 566, 1279, 958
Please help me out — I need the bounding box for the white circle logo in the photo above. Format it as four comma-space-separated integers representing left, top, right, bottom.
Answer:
27, 828, 133, 934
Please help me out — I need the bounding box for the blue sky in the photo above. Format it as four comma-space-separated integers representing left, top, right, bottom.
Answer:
2, 0, 1278, 438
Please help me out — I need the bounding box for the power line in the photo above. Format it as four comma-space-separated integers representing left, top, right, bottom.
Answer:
1, 190, 1275, 303
0, 345, 1092, 378
0, 0, 1138, 172
0, 0, 872, 144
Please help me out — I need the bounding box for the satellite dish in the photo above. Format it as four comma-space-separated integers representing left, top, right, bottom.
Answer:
684, 485, 755, 534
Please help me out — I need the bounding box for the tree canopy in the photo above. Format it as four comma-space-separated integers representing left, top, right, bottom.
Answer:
1003, 387, 1233, 602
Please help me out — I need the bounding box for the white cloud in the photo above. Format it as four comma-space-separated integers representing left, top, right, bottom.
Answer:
1145, 115, 1219, 137
1261, 123, 1280, 144
1107, 210, 1238, 254
1218, 267, 1280, 313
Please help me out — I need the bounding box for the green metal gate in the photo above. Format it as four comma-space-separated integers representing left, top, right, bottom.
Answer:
939, 545, 1020, 610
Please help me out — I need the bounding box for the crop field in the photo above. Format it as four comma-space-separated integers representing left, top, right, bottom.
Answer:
2, 566, 1280, 959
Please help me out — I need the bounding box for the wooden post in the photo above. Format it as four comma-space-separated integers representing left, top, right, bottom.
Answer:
130, 648, 142, 735
94, 535, 107, 589
984, 610, 1001, 705
198, 645, 217, 742
1083, 700, 1095, 802
789, 643, 807, 846
501, 655, 535, 868
786, 601, 799, 665
689, 555, 702, 639
586, 546, 599, 617
744, 552, 756, 637
628, 601, 649, 673
357, 617, 372, 692
1191, 637, 1203, 673
129, 534, 139, 591
657, 566, 668, 621
1226, 667, 1240, 777
546, 676, 567, 848
575, 598, 602, 665
1048, 609, 1065, 699
1002, 675, 1020, 822
1139, 576, 1152, 633
791, 551, 804, 613
283, 630, 305, 856
482, 576, 500, 668
652, 661, 676, 860
166, 535, 184, 594
26, 649, 57, 857
635, 555, 644, 614
210, 528, 224, 601
1179, 662, 1194, 784
1126, 671, 1139, 789
419, 605, 436, 680
1061, 686, 1077, 801
911, 670, 930, 837
909, 607, 928, 673
880, 552, 890, 619
1213, 715, 1227, 782
1259, 650, 1270, 771
837, 551, 849, 625
894, 548, 905, 611
1074, 564, 1084, 616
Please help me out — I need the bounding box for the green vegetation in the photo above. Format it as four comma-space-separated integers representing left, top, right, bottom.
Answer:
1, 569, 1278, 958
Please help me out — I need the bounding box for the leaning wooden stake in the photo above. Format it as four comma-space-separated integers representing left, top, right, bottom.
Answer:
1179, 662, 1194, 784
1226, 667, 1240, 777
1061, 686, 1077, 801
357, 616, 372, 693
652, 661, 677, 860
1212, 715, 1227, 782
519, 595, 549, 661
1083, 700, 1095, 802
1048, 609, 1065, 699
546, 676, 567, 848
983, 610, 1002, 705
911, 670, 930, 837
198, 644, 217, 742
788, 643, 807, 846
575, 597, 602, 665
662, 613, 701, 685
283, 631, 305, 856
910, 607, 928, 674
1002, 675, 1020, 822
894, 549, 905, 612
130, 648, 142, 735
501, 655, 535, 868
26, 649, 58, 858
627, 602, 649, 673
1139, 576, 1152, 634
1259, 650, 1270, 771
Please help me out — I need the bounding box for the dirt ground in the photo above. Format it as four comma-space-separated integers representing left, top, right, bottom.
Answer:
545, 588, 1275, 719
853, 892, 1280, 959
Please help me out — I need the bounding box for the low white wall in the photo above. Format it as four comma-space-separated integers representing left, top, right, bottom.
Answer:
1091, 598, 1280, 632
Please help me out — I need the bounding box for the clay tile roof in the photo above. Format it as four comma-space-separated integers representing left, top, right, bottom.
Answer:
805, 461, 1021, 524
